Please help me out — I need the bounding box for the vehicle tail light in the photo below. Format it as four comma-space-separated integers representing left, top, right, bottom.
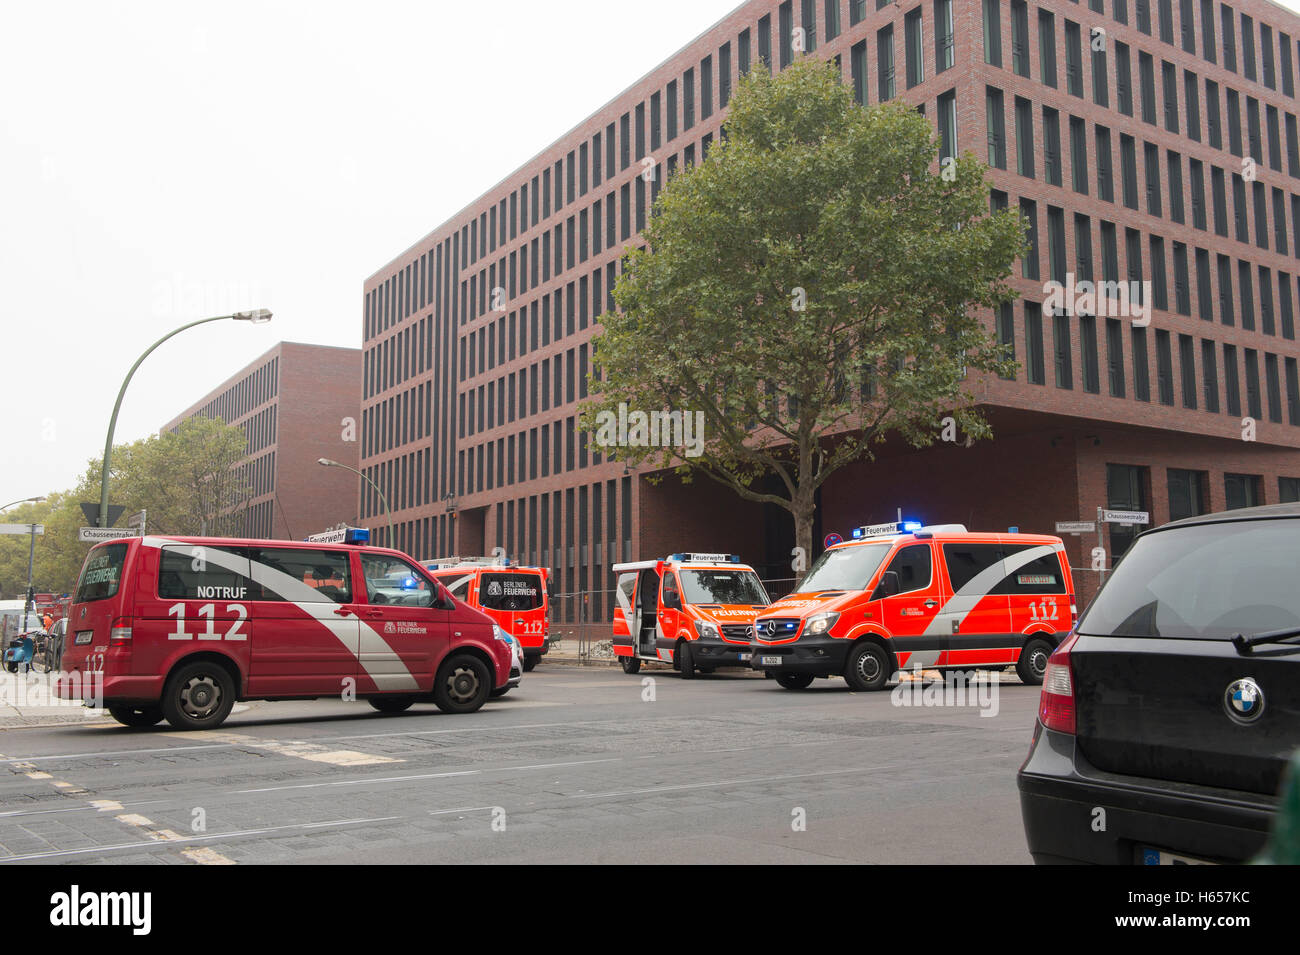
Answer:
1069, 603, 1079, 628
1038, 632, 1078, 735
109, 617, 134, 646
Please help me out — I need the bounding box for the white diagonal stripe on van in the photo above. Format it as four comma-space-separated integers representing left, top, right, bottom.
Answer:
922, 544, 1058, 639
140, 538, 419, 693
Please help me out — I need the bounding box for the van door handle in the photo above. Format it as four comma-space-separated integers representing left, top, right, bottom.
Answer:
924, 600, 938, 608
334, 608, 353, 617
364, 610, 383, 618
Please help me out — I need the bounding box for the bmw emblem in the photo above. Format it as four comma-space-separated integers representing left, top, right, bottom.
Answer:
1224, 678, 1265, 724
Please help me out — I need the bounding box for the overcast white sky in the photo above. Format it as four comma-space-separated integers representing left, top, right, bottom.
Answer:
0, 0, 743, 507
3, 0, 1300, 510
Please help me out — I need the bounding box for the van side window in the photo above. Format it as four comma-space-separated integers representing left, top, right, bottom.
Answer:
159, 546, 254, 600
616, 573, 636, 613
661, 573, 681, 607
250, 548, 352, 604
990, 548, 1067, 595
942, 543, 1006, 592
883, 544, 933, 594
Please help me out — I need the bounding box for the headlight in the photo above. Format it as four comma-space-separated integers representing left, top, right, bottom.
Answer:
694, 619, 720, 640
493, 625, 510, 643
806, 611, 840, 635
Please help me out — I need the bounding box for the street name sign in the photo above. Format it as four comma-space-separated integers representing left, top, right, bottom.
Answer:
78, 527, 134, 542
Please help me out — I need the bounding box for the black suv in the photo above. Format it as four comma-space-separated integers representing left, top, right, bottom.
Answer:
1018, 502, 1300, 864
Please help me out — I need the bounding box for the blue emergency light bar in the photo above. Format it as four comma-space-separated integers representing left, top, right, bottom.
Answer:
345, 528, 370, 544
668, 553, 742, 563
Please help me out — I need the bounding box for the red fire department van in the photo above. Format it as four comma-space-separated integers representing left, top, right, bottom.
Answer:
752, 523, 1076, 691
612, 553, 771, 677
56, 531, 517, 730
425, 558, 550, 670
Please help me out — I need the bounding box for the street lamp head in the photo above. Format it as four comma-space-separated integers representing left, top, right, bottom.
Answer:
232, 309, 273, 324
318, 458, 338, 467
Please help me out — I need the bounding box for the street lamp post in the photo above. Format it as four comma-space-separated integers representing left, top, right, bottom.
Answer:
98, 309, 272, 527
317, 458, 395, 547
2, 497, 46, 615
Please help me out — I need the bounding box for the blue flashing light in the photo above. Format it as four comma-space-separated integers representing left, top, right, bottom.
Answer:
851, 528, 863, 539
402, 576, 417, 589
669, 553, 685, 561
902, 521, 923, 533
1008, 526, 1020, 534
729, 554, 741, 563
345, 528, 370, 545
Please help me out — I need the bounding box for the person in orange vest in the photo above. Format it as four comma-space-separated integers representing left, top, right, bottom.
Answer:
42, 611, 53, 632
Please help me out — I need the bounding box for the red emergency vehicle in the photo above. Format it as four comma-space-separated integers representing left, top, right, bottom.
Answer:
425, 558, 550, 670
752, 523, 1076, 691
56, 530, 517, 729
612, 553, 771, 677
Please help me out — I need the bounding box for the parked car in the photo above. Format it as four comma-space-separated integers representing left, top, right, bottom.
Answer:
1018, 502, 1300, 864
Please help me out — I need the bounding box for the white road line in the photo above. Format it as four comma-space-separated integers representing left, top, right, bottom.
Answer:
572, 766, 883, 799
233, 770, 479, 794
0, 717, 633, 764
0, 816, 403, 863
427, 805, 499, 816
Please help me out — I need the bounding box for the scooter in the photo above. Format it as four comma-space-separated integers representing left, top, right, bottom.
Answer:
3, 633, 35, 673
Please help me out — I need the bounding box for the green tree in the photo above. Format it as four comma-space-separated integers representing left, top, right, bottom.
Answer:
0, 417, 252, 597
582, 59, 1025, 569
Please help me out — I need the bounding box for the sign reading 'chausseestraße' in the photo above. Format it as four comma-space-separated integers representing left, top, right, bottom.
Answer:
1101, 510, 1150, 525
78, 527, 134, 542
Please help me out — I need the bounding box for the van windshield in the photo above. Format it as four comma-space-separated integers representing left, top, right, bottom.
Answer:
479, 573, 544, 611
795, 543, 891, 594
679, 569, 769, 606
1079, 520, 1300, 639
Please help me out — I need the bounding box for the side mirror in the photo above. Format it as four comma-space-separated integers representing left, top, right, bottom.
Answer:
435, 584, 456, 610
873, 570, 901, 600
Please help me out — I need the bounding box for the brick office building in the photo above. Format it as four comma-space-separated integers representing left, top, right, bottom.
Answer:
362, 0, 1300, 612
162, 341, 362, 541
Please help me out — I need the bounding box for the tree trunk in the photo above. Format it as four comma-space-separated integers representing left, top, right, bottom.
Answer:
792, 492, 816, 585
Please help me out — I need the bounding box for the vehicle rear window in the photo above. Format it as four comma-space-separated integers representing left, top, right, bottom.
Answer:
75, 543, 127, 603
1079, 520, 1300, 639
479, 573, 543, 611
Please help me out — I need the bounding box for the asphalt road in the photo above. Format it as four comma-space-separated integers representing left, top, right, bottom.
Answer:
0, 665, 1039, 864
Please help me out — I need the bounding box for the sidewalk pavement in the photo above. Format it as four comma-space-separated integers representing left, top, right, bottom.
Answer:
0, 670, 110, 728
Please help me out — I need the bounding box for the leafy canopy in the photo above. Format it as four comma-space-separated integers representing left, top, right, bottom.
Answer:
583, 59, 1024, 525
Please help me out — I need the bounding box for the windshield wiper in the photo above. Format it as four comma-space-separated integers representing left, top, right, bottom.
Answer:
1232, 626, 1300, 655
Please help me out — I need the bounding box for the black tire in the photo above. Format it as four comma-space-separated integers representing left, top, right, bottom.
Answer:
160, 660, 237, 730
677, 640, 696, 679
490, 686, 511, 698
522, 655, 538, 672
368, 695, 415, 714
844, 642, 891, 692
776, 672, 815, 690
620, 655, 642, 674
433, 653, 492, 714
108, 705, 164, 728
1016, 637, 1053, 685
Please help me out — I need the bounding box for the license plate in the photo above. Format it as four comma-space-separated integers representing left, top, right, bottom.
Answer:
760, 655, 783, 666
75, 631, 93, 646
738, 653, 751, 662
1140, 847, 1215, 865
